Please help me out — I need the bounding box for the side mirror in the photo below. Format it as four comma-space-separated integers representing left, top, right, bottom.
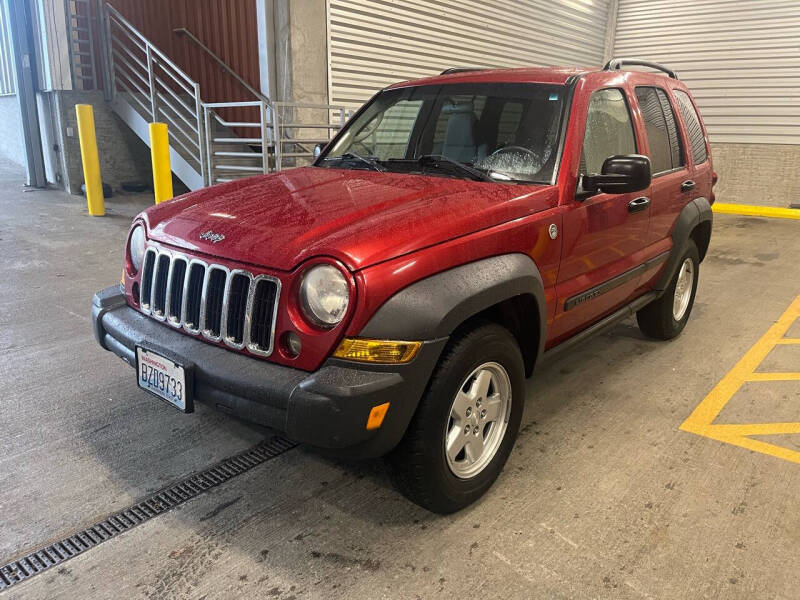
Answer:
313, 143, 325, 158
578, 154, 651, 199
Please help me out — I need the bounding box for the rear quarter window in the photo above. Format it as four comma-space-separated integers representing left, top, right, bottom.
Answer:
674, 90, 708, 165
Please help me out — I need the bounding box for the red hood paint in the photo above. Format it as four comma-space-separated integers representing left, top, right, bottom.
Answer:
142, 167, 556, 271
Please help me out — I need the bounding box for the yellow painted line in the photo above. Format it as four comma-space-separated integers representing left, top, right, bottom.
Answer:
680, 294, 800, 463
712, 202, 800, 220
745, 372, 800, 382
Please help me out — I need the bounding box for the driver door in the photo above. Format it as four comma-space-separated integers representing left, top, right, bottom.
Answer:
550, 87, 651, 344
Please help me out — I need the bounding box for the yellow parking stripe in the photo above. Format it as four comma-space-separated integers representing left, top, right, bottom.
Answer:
680, 294, 800, 463
745, 372, 800, 382
712, 203, 800, 220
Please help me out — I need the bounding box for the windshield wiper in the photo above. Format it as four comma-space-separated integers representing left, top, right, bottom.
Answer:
324, 152, 384, 172
417, 155, 492, 182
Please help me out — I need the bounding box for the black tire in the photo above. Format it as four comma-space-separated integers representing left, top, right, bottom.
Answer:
637, 240, 700, 340
386, 322, 525, 514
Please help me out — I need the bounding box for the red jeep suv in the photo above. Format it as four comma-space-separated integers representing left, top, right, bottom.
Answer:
93, 59, 715, 513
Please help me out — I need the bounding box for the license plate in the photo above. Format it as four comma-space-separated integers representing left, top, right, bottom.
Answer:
136, 347, 190, 412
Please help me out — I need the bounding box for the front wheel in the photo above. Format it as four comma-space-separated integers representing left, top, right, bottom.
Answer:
637, 239, 700, 340
386, 322, 525, 514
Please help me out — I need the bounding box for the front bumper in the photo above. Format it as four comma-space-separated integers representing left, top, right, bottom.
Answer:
92, 286, 446, 458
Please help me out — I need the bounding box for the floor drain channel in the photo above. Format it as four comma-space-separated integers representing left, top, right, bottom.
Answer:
0, 436, 297, 592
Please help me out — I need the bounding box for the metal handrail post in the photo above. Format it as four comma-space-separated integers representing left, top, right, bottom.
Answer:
145, 45, 156, 121
260, 100, 270, 174
272, 107, 282, 172
204, 105, 214, 186
194, 82, 205, 183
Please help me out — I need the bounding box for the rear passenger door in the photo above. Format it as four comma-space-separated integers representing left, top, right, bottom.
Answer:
673, 89, 714, 204
634, 86, 691, 245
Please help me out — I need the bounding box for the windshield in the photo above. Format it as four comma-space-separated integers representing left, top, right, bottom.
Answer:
318, 82, 567, 184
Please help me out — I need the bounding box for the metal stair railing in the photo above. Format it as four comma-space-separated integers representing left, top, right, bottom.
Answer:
175, 26, 349, 178
100, 6, 350, 188
203, 101, 272, 185
103, 3, 206, 184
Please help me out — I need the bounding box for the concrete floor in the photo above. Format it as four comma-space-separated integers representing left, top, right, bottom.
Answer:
1, 162, 799, 599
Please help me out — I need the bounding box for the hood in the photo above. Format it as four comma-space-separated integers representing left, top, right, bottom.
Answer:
143, 167, 557, 271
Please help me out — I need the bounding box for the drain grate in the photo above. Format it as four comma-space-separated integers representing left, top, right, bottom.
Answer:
0, 436, 297, 592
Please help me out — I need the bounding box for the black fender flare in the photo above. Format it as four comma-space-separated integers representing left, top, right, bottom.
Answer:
655, 197, 713, 291
360, 253, 547, 362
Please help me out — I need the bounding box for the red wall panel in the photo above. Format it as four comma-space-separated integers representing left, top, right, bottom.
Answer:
105, 0, 261, 124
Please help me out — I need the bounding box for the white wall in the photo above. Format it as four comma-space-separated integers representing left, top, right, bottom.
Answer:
0, 95, 26, 167
328, 0, 614, 110
614, 0, 800, 145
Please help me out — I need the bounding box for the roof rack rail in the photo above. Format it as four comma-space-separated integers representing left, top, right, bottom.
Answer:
440, 67, 486, 75
603, 58, 678, 79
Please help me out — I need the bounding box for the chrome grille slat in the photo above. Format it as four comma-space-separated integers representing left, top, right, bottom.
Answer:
140, 249, 157, 311
202, 267, 228, 341
138, 246, 280, 357
167, 258, 187, 327
183, 260, 206, 332
151, 254, 171, 320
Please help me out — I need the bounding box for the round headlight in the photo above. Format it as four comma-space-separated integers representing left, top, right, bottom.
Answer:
299, 264, 350, 328
129, 225, 146, 273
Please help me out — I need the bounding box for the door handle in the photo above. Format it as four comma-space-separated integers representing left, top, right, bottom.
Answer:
628, 196, 650, 213
681, 180, 696, 192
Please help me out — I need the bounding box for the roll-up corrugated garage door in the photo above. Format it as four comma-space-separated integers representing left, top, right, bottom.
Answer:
328, 0, 613, 110
614, 0, 800, 145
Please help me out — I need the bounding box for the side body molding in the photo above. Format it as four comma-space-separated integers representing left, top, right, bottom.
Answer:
655, 197, 713, 291
360, 253, 547, 361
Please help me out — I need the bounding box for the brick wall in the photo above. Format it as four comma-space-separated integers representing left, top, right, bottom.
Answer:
710, 143, 800, 208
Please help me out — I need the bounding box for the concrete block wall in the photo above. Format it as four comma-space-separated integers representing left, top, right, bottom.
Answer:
711, 143, 800, 208
0, 95, 26, 168
51, 90, 152, 195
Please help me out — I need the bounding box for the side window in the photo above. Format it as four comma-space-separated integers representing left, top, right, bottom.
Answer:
674, 90, 708, 164
352, 99, 424, 160
635, 87, 685, 174
580, 88, 636, 175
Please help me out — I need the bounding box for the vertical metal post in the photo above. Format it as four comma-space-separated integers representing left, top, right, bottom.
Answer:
260, 100, 270, 174
5, 0, 46, 188
76, 104, 105, 215
149, 122, 173, 204
203, 105, 213, 186
146, 44, 156, 121
273, 105, 282, 172
193, 82, 205, 184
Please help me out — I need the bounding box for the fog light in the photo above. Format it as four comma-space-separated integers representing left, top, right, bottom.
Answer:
282, 331, 302, 357
333, 338, 421, 364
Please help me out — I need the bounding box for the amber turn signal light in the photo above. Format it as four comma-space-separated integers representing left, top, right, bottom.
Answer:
333, 338, 421, 364
366, 402, 390, 430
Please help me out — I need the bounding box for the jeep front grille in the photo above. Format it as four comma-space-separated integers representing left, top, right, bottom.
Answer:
139, 247, 281, 356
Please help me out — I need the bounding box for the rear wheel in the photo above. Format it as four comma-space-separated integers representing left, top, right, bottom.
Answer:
637, 240, 700, 340
386, 322, 525, 514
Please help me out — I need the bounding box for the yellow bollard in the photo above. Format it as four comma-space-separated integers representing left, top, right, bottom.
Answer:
75, 104, 105, 216
149, 122, 173, 204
